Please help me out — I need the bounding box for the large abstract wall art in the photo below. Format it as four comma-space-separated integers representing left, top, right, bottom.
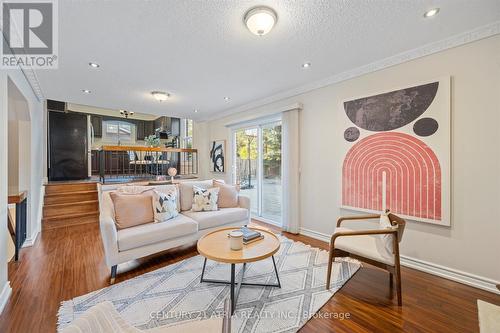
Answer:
340, 78, 450, 225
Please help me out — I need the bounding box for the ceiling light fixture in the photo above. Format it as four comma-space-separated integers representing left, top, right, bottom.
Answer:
244, 6, 277, 36
82, 89, 91, 94
151, 91, 170, 102
302, 62, 311, 68
119, 110, 134, 118
89, 62, 100, 68
224, 97, 230, 101
194, 109, 199, 113
424, 8, 440, 18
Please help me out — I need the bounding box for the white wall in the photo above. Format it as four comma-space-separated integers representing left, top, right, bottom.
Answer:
0, 69, 45, 313
198, 35, 500, 288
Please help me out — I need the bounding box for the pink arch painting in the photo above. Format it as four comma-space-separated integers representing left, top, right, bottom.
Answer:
342, 132, 442, 221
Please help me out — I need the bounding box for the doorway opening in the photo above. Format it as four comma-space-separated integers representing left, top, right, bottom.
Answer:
7, 77, 31, 262
232, 119, 282, 225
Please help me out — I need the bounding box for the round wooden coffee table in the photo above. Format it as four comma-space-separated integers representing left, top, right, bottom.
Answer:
197, 226, 281, 314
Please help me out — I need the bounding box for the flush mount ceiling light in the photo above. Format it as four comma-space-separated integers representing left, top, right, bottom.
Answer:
224, 96, 230, 101
151, 91, 170, 102
244, 6, 277, 36
82, 89, 91, 94
194, 109, 199, 113
424, 8, 440, 18
88, 62, 100, 68
302, 62, 311, 68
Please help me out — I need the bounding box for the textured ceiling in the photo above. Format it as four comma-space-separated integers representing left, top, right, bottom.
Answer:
35, 0, 500, 120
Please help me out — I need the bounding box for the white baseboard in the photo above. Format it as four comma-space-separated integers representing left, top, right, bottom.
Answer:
23, 181, 44, 248
299, 227, 500, 295
23, 223, 40, 247
0, 282, 12, 315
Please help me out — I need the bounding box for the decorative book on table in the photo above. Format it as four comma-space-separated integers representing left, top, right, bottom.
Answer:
240, 227, 263, 242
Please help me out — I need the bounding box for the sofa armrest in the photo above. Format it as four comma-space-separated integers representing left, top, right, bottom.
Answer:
99, 214, 119, 267
237, 195, 250, 210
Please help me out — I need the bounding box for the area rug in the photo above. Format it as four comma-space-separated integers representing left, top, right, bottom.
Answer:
478, 299, 500, 333
58, 236, 361, 332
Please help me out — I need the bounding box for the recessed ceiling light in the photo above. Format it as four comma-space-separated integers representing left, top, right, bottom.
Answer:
302, 62, 311, 68
224, 97, 230, 101
88, 62, 100, 68
244, 6, 277, 36
424, 8, 440, 18
151, 91, 170, 102
194, 109, 199, 113
82, 89, 91, 94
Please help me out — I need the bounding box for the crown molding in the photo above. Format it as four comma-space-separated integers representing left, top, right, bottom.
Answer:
1, 21, 44, 102
200, 20, 500, 122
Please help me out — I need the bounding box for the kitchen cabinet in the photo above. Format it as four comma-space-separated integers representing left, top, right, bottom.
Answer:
136, 120, 145, 140
144, 121, 155, 137
91, 150, 100, 175
90, 115, 102, 137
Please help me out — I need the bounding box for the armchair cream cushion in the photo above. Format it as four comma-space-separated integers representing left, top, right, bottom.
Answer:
334, 227, 395, 265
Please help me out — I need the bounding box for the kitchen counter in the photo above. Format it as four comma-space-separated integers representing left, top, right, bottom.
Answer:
99, 145, 197, 153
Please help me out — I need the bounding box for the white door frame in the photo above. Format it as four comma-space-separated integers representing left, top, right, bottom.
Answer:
231, 117, 282, 225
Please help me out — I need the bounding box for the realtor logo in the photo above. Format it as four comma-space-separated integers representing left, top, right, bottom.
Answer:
1, 0, 58, 68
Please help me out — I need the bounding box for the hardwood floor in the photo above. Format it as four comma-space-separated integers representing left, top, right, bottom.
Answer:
0, 220, 498, 333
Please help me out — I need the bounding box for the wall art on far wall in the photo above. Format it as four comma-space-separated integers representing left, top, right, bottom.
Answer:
340, 77, 451, 226
210, 140, 225, 173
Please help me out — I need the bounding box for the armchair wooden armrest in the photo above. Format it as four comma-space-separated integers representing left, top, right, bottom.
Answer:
330, 228, 397, 245
336, 214, 381, 227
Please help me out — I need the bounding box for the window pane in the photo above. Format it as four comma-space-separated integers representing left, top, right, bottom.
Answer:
262, 123, 281, 221
235, 127, 258, 215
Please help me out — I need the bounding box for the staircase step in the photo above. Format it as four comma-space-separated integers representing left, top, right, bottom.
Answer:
44, 190, 98, 205
44, 182, 98, 195
42, 212, 99, 230
43, 200, 99, 218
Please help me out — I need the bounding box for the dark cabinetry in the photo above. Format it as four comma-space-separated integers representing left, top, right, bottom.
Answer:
90, 115, 102, 137
144, 121, 155, 137
136, 120, 155, 140
91, 150, 99, 175
136, 120, 145, 140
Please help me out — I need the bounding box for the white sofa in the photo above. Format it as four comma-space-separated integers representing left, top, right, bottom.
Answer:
98, 180, 250, 283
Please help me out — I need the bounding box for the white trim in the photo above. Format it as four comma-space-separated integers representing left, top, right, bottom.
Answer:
299, 227, 500, 295
23, 181, 45, 247
23, 223, 40, 247
0, 281, 12, 315
202, 21, 500, 122
299, 227, 330, 243
252, 215, 282, 228
400, 256, 500, 295
224, 103, 301, 129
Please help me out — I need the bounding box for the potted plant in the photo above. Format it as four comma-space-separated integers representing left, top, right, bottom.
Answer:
144, 134, 160, 147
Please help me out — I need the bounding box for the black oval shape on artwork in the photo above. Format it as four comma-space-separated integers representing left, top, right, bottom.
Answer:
344, 127, 360, 142
413, 117, 438, 137
344, 82, 439, 131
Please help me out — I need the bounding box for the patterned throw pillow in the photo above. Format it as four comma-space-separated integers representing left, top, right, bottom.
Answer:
192, 186, 219, 212
152, 190, 178, 222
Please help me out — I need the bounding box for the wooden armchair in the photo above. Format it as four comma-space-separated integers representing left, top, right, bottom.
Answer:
326, 212, 406, 305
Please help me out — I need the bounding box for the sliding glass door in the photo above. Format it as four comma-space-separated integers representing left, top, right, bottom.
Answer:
233, 121, 282, 224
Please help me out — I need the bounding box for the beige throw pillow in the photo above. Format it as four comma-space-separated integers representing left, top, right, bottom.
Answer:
192, 186, 219, 212
110, 191, 154, 229
213, 180, 239, 208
